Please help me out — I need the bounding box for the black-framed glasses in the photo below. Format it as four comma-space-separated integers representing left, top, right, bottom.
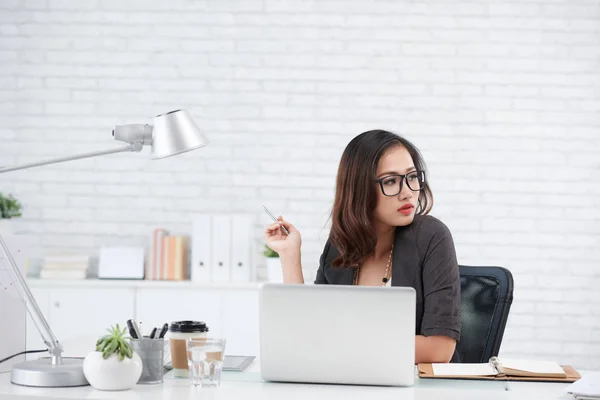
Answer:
375, 170, 426, 197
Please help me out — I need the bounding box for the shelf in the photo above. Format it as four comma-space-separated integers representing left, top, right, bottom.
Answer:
26, 278, 263, 290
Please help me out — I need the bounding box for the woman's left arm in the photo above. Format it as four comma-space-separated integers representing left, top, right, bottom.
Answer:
415, 335, 456, 364
416, 219, 461, 363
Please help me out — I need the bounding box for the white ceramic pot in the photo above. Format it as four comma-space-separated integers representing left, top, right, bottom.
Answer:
266, 257, 283, 283
83, 351, 143, 391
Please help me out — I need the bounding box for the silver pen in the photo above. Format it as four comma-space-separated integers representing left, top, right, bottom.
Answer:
263, 205, 290, 235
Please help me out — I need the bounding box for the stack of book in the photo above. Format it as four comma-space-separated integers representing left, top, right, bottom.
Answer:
144, 228, 189, 280
39, 254, 89, 280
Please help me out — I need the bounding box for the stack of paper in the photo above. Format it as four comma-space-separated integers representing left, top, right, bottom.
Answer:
496, 358, 567, 377
565, 372, 600, 399
39, 254, 89, 279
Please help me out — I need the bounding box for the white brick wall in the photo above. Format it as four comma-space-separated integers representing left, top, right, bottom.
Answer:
1, 0, 600, 369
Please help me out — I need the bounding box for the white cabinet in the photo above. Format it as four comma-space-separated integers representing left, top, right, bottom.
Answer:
48, 288, 135, 342
25, 281, 260, 358
136, 288, 225, 338
135, 288, 260, 356
222, 290, 259, 357
26, 286, 135, 358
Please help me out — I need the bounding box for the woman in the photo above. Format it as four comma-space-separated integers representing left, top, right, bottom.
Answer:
264, 130, 461, 364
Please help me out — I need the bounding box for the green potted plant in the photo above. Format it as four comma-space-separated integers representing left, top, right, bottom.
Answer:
83, 324, 142, 391
0, 192, 22, 235
264, 244, 283, 283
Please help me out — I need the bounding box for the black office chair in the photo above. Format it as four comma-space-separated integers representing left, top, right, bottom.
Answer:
456, 265, 514, 363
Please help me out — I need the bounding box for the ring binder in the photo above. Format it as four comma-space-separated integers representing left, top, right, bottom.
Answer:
418, 356, 581, 383
489, 356, 505, 377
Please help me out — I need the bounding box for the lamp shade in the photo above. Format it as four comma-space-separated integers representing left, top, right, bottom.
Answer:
151, 109, 208, 159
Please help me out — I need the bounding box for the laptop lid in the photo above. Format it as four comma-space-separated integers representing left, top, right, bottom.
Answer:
259, 283, 416, 386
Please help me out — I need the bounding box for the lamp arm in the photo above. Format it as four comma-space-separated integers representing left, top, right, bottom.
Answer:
0, 125, 151, 367
0, 113, 205, 387
0, 142, 144, 363
0, 143, 143, 174
0, 235, 65, 363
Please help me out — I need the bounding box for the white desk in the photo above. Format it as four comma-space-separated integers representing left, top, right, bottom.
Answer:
0, 365, 578, 400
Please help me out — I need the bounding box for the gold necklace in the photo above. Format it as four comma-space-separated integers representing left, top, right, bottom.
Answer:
382, 242, 394, 285
354, 243, 394, 286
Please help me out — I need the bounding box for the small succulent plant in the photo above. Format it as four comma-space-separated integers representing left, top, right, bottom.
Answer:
264, 244, 279, 258
95, 324, 133, 361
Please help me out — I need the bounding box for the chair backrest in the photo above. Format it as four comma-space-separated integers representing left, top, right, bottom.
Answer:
456, 265, 514, 363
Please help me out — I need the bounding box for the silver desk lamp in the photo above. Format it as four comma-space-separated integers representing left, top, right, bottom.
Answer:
0, 109, 208, 387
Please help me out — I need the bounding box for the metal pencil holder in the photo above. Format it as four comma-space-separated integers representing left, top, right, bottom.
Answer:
130, 337, 165, 384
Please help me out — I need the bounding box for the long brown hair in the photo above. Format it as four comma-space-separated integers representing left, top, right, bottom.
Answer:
330, 130, 433, 268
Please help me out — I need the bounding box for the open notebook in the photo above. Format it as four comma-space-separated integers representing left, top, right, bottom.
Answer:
418, 357, 581, 383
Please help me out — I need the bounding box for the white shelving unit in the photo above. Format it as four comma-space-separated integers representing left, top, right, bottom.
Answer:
25, 279, 263, 360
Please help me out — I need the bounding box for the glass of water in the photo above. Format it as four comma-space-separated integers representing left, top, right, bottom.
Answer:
186, 338, 226, 388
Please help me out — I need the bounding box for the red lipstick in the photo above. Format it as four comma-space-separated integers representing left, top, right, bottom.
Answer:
398, 204, 414, 215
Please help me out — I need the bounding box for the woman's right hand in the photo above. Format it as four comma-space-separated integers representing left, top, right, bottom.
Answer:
264, 216, 302, 257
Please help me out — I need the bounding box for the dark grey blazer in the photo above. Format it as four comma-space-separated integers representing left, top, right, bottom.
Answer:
315, 214, 462, 361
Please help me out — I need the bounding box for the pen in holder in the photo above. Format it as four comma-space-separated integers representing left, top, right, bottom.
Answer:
129, 337, 165, 384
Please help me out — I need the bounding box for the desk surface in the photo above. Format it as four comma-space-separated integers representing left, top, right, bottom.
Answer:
0, 365, 579, 400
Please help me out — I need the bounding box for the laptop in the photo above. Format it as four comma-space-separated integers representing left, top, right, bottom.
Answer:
259, 283, 416, 386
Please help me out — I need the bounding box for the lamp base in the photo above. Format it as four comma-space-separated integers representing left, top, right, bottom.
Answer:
11, 357, 89, 387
